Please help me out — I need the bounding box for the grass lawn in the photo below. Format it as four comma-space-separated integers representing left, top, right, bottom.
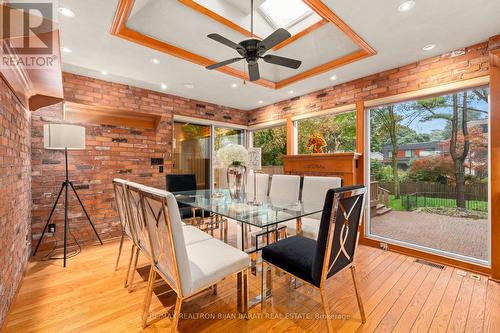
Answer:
388, 195, 488, 212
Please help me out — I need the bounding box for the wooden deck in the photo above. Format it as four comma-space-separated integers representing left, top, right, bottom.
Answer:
5, 226, 500, 333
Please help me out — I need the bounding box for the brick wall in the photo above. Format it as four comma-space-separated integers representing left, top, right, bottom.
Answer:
31, 73, 248, 249
249, 42, 489, 124
0, 78, 32, 325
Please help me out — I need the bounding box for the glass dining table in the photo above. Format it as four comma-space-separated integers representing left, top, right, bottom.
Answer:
173, 188, 323, 308
173, 189, 323, 252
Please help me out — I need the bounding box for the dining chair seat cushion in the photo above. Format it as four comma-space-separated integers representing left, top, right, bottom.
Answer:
285, 217, 320, 240
183, 225, 212, 245
186, 238, 249, 296
261, 235, 319, 287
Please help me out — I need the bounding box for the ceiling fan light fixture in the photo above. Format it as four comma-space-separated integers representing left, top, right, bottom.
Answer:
204, 0, 301, 82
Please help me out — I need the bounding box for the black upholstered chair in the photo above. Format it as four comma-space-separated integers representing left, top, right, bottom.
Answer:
166, 174, 204, 220
261, 185, 367, 332
166, 174, 224, 237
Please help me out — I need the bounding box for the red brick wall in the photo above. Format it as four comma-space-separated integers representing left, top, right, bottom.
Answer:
249, 42, 489, 124
0, 77, 32, 326
31, 73, 248, 249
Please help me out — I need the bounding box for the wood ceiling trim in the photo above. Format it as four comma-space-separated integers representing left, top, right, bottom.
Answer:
110, 0, 375, 89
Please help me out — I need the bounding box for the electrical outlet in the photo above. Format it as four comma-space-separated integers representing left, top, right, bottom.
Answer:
48, 223, 56, 233
159, 165, 164, 173
380, 242, 389, 251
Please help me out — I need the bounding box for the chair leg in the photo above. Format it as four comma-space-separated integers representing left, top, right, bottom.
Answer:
124, 244, 136, 287
242, 269, 248, 317
115, 232, 126, 271
142, 266, 156, 328
237, 270, 248, 316
128, 246, 140, 293
171, 296, 183, 332
350, 266, 366, 323
320, 288, 333, 333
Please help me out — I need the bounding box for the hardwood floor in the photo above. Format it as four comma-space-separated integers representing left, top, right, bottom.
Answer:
5, 225, 500, 333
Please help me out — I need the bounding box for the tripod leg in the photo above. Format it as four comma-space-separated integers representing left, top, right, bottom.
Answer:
69, 182, 103, 244
32, 182, 65, 256
64, 181, 69, 268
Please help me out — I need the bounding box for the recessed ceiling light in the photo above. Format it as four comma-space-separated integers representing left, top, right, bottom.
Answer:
231, 83, 238, 88
58, 7, 75, 17
288, 90, 294, 94
330, 75, 337, 81
397, 0, 415, 12
422, 44, 436, 51
160, 83, 168, 90
151, 58, 160, 64
258, 100, 263, 104
183, 83, 195, 89
61, 47, 72, 53
100, 70, 108, 75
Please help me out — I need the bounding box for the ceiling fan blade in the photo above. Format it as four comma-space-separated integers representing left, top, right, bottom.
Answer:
248, 62, 260, 81
206, 57, 243, 70
263, 54, 302, 69
207, 33, 246, 56
257, 28, 291, 55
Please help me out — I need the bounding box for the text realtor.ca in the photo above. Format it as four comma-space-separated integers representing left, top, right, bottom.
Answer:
1, 1, 58, 69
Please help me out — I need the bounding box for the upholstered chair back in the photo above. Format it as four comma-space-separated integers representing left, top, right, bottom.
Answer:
166, 174, 197, 192
139, 186, 191, 296
302, 176, 342, 219
312, 185, 366, 286
269, 174, 301, 204
246, 172, 269, 200
113, 179, 134, 242
125, 182, 152, 258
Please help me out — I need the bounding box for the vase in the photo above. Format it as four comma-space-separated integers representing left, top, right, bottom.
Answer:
227, 163, 246, 200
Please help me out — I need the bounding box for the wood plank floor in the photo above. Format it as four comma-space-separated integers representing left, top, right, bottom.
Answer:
5, 226, 500, 333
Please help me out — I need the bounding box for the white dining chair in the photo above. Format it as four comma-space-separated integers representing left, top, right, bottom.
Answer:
113, 179, 134, 273
286, 176, 342, 239
246, 171, 270, 201
136, 185, 250, 330
269, 174, 301, 203
121, 181, 212, 292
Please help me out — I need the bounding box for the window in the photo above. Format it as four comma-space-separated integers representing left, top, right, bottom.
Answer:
259, 0, 321, 30
297, 111, 356, 154
214, 127, 244, 151
369, 87, 490, 264
252, 125, 286, 166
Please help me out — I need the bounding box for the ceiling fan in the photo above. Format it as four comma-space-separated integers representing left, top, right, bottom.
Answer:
205, 0, 302, 81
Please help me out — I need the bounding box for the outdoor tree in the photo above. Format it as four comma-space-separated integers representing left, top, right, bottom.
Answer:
371, 105, 417, 198
408, 155, 455, 183
415, 89, 488, 209
298, 111, 356, 153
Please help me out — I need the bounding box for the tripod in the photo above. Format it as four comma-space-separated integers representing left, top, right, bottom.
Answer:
33, 147, 103, 267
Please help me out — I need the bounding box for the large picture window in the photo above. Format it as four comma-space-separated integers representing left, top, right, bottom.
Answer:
297, 111, 356, 154
252, 125, 286, 166
368, 87, 489, 264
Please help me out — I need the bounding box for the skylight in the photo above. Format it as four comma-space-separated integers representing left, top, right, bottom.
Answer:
259, 0, 319, 30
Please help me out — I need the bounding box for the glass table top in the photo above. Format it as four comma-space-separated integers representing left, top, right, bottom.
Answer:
173, 189, 323, 228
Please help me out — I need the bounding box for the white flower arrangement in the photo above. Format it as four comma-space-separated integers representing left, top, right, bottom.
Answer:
216, 144, 249, 167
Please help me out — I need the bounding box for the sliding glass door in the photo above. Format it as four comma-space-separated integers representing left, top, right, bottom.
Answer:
214, 127, 245, 189
173, 122, 211, 189
367, 87, 490, 265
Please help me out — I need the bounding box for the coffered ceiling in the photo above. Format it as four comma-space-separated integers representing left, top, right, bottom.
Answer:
52, 0, 500, 109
